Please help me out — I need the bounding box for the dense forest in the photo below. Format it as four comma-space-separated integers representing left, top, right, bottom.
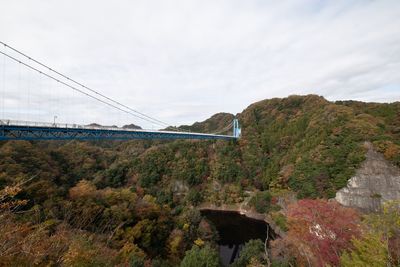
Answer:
0, 95, 399, 266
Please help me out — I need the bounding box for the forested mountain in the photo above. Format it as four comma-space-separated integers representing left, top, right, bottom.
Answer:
176, 112, 234, 134
0, 95, 399, 266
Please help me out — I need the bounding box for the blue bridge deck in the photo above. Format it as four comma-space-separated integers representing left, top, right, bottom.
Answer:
0, 120, 238, 141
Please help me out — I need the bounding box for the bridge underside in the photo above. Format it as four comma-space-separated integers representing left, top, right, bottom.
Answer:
0, 125, 236, 141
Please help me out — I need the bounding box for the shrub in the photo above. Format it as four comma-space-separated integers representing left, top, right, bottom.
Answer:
272, 212, 288, 232
249, 191, 272, 213
186, 189, 203, 206
179, 245, 220, 267
231, 239, 265, 267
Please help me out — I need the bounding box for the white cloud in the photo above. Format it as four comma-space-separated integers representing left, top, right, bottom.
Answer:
0, 0, 399, 128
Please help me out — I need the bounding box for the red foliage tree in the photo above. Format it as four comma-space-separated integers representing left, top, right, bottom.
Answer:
287, 199, 360, 266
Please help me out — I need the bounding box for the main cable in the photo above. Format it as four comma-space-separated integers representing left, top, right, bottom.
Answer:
0, 50, 167, 127
211, 122, 234, 135
0, 41, 171, 127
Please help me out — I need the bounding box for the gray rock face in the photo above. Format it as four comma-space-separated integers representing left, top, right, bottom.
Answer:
335, 142, 400, 212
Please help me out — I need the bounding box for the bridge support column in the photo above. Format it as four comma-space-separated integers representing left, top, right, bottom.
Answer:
233, 118, 241, 138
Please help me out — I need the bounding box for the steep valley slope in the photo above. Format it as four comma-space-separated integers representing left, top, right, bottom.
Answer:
0, 94, 399, 266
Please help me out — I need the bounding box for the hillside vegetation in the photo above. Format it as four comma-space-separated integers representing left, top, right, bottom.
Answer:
0, 95, 399, 266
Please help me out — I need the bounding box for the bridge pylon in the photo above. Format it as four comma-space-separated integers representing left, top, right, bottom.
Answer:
233, 118, 241, 138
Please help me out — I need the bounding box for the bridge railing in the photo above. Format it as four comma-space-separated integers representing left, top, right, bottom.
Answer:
0, 119, 172, 132
0, 119, 127, 131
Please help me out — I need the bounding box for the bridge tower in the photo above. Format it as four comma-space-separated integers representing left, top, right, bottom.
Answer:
233, 118, 241, 138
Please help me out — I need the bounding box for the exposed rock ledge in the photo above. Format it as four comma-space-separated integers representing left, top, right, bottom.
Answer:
335, 142, 400, 212
198, 203, 286, 238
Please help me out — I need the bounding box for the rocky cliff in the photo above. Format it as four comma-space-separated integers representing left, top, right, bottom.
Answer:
335, 142, 400, 212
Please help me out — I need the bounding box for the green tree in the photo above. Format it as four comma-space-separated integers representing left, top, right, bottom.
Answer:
249, 191, 272, 213
180, 245, 220, 267
186, 188, 203, 206
231, 239, 265, 267
363, 200, 400, 265
340, 232, 388, 267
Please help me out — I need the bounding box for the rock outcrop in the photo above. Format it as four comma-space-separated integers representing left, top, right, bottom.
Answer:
335, 142, 400, 212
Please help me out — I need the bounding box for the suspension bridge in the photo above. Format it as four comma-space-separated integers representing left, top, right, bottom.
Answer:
0, 42, 241, 141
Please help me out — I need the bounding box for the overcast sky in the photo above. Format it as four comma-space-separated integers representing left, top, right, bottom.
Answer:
1, 0, 399, 128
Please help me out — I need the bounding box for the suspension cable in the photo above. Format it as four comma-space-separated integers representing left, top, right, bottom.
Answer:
0, 41, 171, 127
1, 50, 5, 119
210, 122, 233, 135
0, 50, 168, 127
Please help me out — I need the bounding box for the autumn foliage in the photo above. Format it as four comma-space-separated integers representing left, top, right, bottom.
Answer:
0, 96, 399, 265
286, 199, 361, 266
